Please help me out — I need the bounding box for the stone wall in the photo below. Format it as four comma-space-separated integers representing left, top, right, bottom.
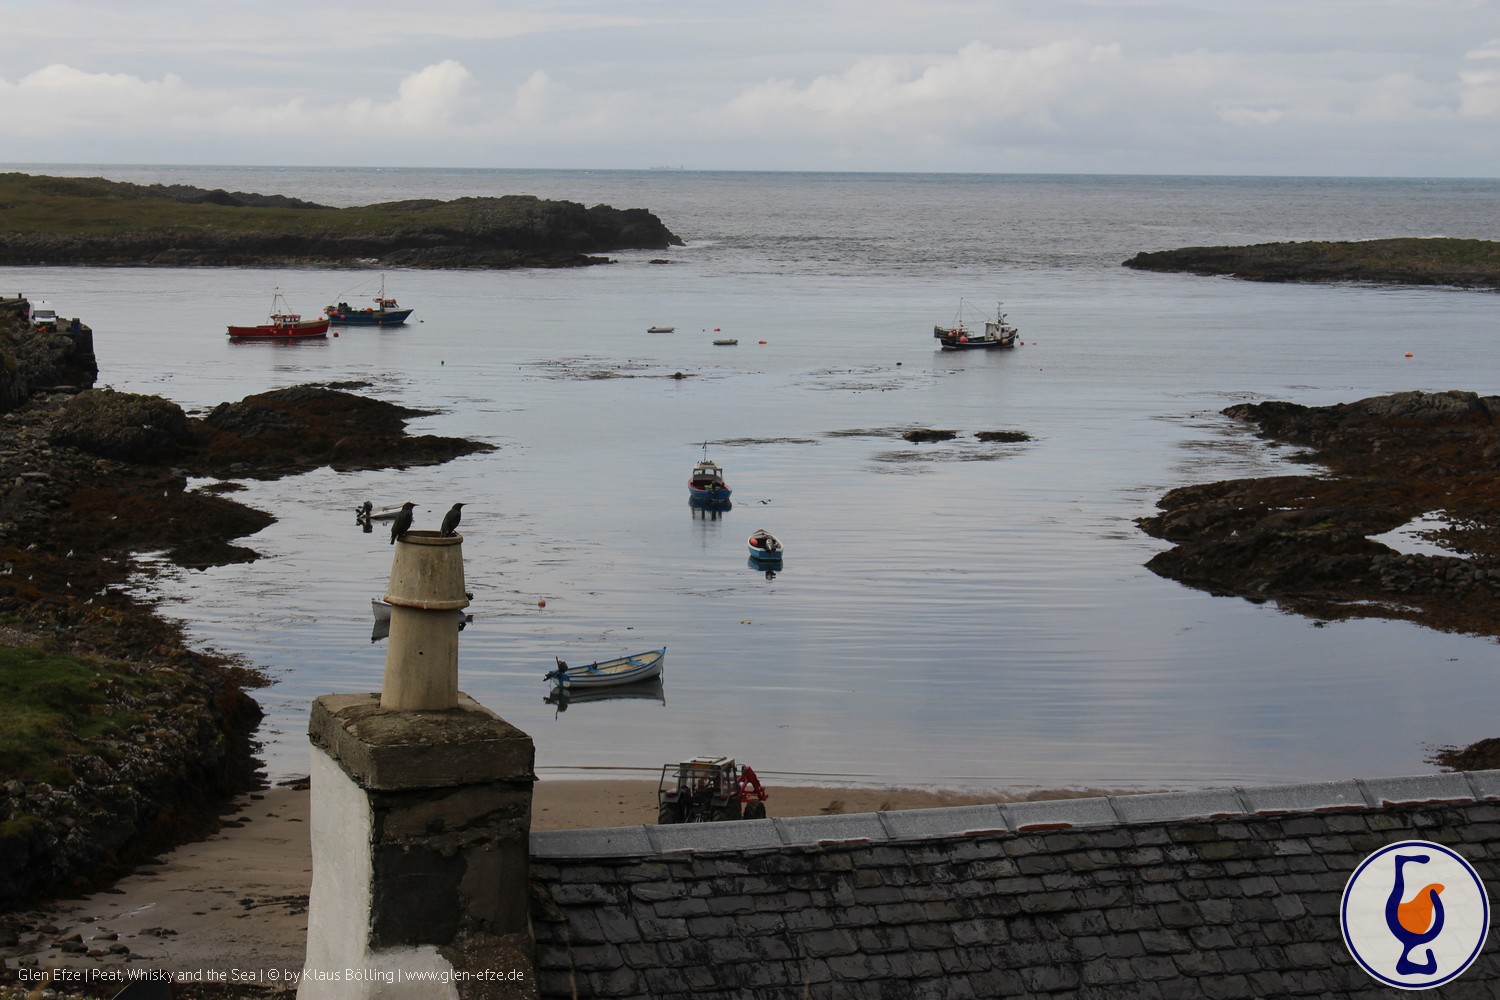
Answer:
0, 297, 97, 413
529, 771, 1500, 998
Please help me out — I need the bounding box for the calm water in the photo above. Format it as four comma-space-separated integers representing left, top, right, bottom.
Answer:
7, 167, 1500, 790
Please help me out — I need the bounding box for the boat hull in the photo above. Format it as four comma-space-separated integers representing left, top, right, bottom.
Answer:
363, 504, 408, 521
326, 308, 413, 326
688, 485, 732, 501
938, 336, 1013, 350
227, 319, 329, 339
549, 647, 666, 689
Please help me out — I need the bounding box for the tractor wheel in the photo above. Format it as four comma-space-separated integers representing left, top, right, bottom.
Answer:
714, 799, 743, 822
743, 800, 767, 820
657, 801, 679, 825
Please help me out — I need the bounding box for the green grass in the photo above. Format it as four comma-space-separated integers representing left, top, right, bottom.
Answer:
0, 645, 160, 785
0, 171, 559, 238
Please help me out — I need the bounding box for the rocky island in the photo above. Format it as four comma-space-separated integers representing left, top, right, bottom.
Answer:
1123, 237, 1500, 289
0, 173, 682, 269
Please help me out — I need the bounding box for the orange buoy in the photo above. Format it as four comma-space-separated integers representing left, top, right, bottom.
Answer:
537, 598, 547, 608
758, 339, 767, 344
1405, 352, 1414, 358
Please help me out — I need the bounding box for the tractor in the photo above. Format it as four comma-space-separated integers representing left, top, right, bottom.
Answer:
656, 755, 769, 824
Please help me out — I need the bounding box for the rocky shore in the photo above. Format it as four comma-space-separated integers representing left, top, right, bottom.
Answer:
1123, 237, 1500, 289
0, 300, 495, 906
1138, 390, 1500, 637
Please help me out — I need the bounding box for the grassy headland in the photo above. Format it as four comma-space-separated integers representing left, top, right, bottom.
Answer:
0, 172, 681, 268
1123, 237, 1500, 289
0, 646, 156, 787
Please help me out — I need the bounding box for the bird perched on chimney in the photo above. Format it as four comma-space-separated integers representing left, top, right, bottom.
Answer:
390, 501, 416, 544
441, 502, 466, 537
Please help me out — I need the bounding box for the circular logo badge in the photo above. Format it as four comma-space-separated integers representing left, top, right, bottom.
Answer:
1341, 839, 1490, 989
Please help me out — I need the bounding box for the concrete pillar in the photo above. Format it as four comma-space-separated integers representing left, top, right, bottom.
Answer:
300, 533, 537, 1000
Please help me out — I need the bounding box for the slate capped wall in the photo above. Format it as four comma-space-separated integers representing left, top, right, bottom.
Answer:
529, 770, 1500, 999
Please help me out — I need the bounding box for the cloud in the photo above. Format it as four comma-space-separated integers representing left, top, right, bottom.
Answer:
0, 60, 475, 145
4, 65, 194, 135
1465, 39, 1500, 60
343, 60, 474, 131
1218, 107, 1285, 127
0, 1, 1496, 173
1459, 68, 1500, 117
1460, 38, 1500, 117
723, 40, 1125, 144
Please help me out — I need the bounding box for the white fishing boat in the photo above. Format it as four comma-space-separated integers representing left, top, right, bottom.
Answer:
933, 300, 1019, 350
544, 646, 666, 689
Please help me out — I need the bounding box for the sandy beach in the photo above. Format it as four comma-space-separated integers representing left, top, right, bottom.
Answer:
3, 779, 1079, 990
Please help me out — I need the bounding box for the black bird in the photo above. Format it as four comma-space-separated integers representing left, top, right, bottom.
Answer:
441, 502, 465, 537
389, 501, 416, 544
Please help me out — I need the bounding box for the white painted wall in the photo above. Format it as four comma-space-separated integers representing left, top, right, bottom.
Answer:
299, 746, 458, 1000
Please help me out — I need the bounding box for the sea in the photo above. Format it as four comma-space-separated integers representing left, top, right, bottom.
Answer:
5, 165, 1500, 792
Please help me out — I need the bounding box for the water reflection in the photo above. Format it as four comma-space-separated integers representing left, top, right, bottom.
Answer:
689, 497, 732, 518
545, 677, 667, 716
748, 556, 781, 579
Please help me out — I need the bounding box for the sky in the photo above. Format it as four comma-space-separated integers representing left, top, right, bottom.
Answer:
1, 0, 1498, 177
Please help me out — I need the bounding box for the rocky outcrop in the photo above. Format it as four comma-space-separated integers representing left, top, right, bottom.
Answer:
1123, 237, 1500, 289
1137, 390, 1500, 636
0, 306, 97, 413
0, 649, 262, 905
0, 380, 495, 906
49, 390, 195, 462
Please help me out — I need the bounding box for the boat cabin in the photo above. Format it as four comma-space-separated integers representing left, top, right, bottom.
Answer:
690, 460, 726, 488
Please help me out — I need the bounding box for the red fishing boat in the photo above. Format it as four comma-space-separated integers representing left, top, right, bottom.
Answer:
227, 291, 329, 340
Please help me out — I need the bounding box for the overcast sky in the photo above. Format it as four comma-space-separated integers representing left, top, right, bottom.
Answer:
2, 0, 1497, 176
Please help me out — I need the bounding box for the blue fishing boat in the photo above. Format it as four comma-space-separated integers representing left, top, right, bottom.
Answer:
325, 276, 413, 326
688, 444, 732, 503
747, 529, 783, 561
545, 647, 666, 689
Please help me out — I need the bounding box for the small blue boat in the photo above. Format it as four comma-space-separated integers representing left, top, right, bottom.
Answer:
747, 529, 783, 561
688, 444, 731, 503
545, 646, 666, 689
325, 276, 413, 326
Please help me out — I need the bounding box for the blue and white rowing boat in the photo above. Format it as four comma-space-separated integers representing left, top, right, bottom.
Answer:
545, 646, 666, 689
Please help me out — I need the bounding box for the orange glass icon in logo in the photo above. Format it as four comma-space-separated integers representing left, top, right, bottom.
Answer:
1342, 840, 1490, 989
